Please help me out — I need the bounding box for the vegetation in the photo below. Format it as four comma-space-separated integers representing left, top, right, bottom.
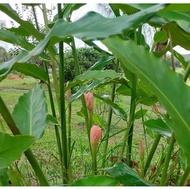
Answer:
1, 3, 190, 187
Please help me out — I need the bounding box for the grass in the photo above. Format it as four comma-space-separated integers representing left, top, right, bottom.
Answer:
0, 74, 173, 185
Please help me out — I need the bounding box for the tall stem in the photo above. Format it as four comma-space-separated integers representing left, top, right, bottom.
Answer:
44, 61, 62, 160
159, 133, 175, 186
31, 5, 40, 31
42, 3, 61, 113
101, 59, 119, 172
58, 3, 68, 184
126, 73, 137, 165
71, 37, 90, 141
0, 96, 49, 186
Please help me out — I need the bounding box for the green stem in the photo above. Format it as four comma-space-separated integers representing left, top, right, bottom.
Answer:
160, 133, 175, 186
183, 62, 190, 82
101, 59, 119, 172
42, 3, 60, 113
126, 27, 142, 165
165, 153, 179, 185
68, 103, 72, 152
44, 61, 62, 160
24, 149, 49, 186
126, 74, 137, 165
91, 146, 98, 175
179, 167, 190, 186
40, 3, 63, 164
31, 5, 40, 31
0, 96, 49, 186
70, 37, 90, 142
169, 31, 175, 72
58, 3, 68, 184
144, 134, 161, 176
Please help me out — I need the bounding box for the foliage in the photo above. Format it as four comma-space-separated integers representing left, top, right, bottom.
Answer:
0, 2, 190, 187
64, 46, 102, 81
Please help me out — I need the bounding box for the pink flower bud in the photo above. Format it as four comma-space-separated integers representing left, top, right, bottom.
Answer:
65, 82, 71, 100
84, 91, 94, 112
90, 125, 102, 149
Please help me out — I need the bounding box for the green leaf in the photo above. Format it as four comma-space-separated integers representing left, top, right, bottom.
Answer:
71, 175, 118, 186
75, 70, 121, 81
116, 84, 131, 96
46, 114, 59, 126
7, 168, 22, 186
12, 84, 48, 140
0, 168, 9, 186
0, 29, 34, 50
94, 94, 127, 121
70, 79, 113, 102
13, 63, 48, 82
163, 22, 190, 50
0, 133, 35, 169
102, 36, 190, 167
0, 4, 44, 41
76, 107, 87, 118
105, 162, 152, 186
173, 50, 189, 68
89, 56, 115, 70
143, 119, 172, 137
154, 30, 168, 43
135, 109, 147, 119
92, 113, 106, 129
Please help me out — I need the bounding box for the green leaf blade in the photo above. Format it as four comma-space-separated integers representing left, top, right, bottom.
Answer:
0, 133, 35, 169
12, 84, 48, 140
105, 162, 152, 186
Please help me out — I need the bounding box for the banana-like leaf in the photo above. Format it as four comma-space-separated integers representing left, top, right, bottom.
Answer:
0, 133, 35, 169
12, 84, 48, 140
102, 36, 190, 167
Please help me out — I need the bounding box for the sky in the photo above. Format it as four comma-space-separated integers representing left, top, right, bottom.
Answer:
0, 3, 190, 55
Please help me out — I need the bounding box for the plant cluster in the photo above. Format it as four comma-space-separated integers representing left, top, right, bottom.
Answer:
1, 3, 190, 186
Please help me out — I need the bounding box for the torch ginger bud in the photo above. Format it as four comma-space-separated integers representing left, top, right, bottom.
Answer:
90, 125, 102, 151
84, 91, 94, 112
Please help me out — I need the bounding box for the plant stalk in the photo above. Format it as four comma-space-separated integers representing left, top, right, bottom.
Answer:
44, 61, 62, 160
126, 73, 137, 165
159, 132, 175, 186
42, 3, 61, 114
58, 3, 68, 184
101, 59, 119, 172
70, 37, 90, 142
